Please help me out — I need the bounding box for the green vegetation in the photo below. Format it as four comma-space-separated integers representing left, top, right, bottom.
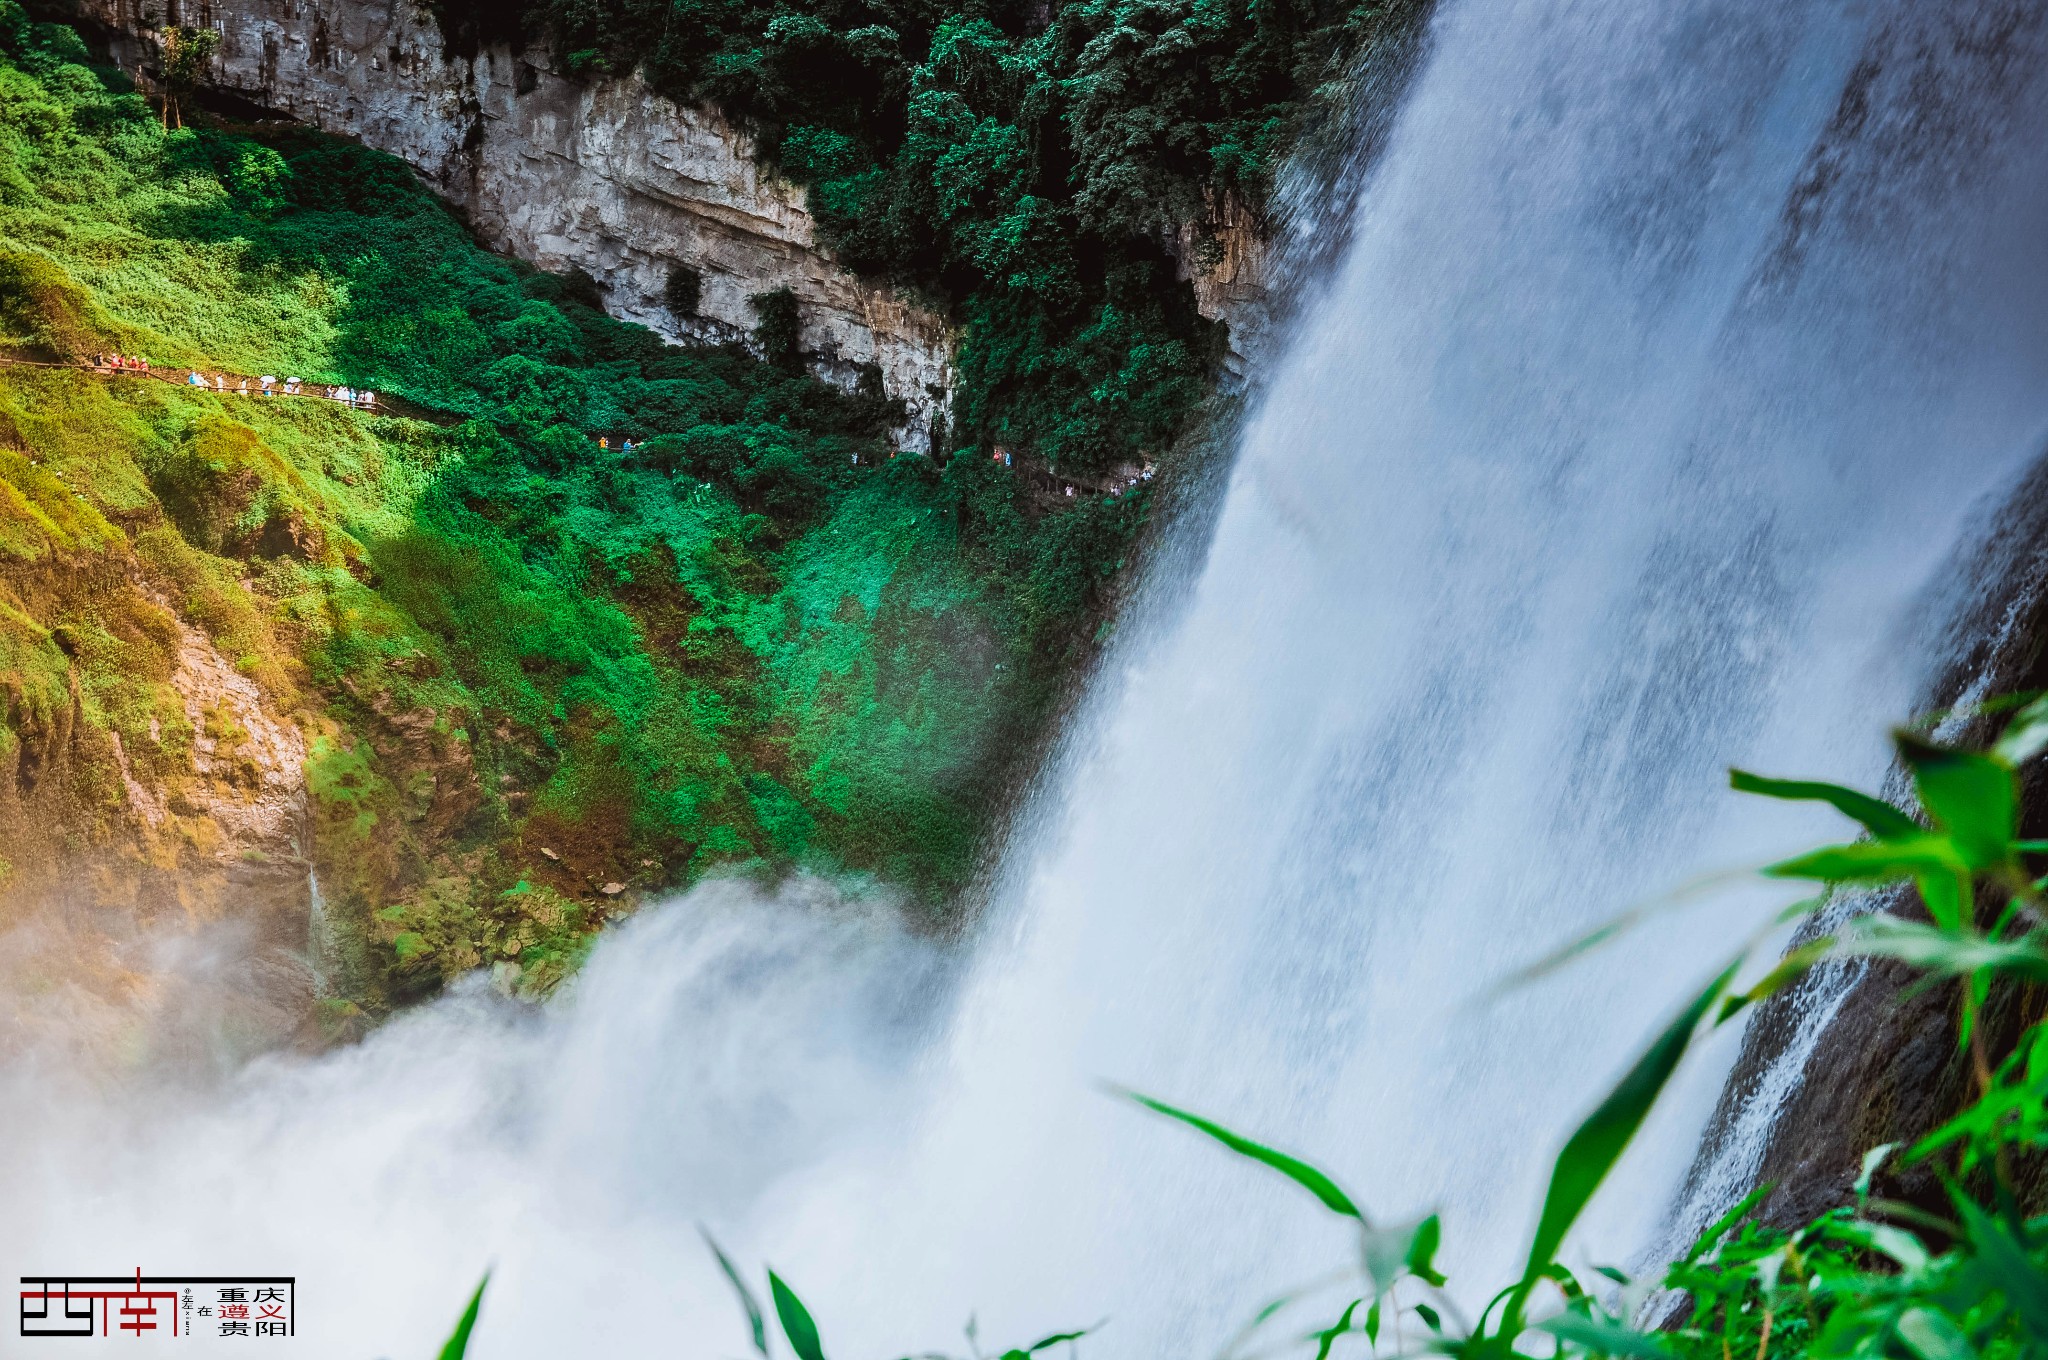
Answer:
0, 6, 1155, 1010
430, 0, 1426, 475
657, 700, 2048, 1360
437, 1275, 489, 1360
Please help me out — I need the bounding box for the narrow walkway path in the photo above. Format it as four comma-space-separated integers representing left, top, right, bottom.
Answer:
0, 352, 464, 425
3, 353, 1151, 499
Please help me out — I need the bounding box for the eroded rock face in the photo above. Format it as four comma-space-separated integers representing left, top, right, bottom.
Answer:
0, 567, 316, 1069
81, 0, 954, 444
1173, 191, 1270, 382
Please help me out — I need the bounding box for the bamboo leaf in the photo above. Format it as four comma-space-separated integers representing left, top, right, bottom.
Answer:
1837, 917, 2048, 983
437, 1273, 489, 1360
1993, 693, 2048, 765
1025, 1327, 1094, 1352
701, 1227, 769, 1357
1122, 1090, 1362, 1219
1897, 1307, 1977, 1360
1512, 963, 1736, 1322
1823, 1219, 1932, 1274
1313, 1300, 1361, 1360
1854, 1143, 1897, 1204
1407, 1213, 1446, 1287
1953, 1193, 2048, 1346
1730, 769, 1920, 841
1764, 837, 1965, 884
1543, 1261, 1587, 1299
1682, 1183, 1772, 1264
1919, 870, 1968, 934
1898, 734, 2017, 869
1491, 871, 1751, 996
770, 1270, 828, 1360
1495, 916, 1639, 993
1717, 940, 1835, 1024
1538, 1312, 1673, 1358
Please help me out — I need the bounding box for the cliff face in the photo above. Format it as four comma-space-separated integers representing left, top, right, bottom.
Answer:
1172, 191, 1269, 384
0, 378, 318, 1063
80, 0, 954, 444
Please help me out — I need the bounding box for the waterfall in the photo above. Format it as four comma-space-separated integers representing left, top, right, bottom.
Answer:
306, 869, 331, 1001
9, 1, 2048, 1357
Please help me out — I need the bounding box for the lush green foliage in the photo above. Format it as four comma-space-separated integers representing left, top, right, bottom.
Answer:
430, 0, 1424, 474
0, 8, 1147, 1011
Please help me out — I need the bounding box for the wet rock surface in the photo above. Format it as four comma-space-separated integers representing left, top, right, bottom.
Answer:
1691, 444, 2048, 1228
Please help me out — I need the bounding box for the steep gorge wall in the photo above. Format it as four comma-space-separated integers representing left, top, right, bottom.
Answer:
79, 0, 955, 443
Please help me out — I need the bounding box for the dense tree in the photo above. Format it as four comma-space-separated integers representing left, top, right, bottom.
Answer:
431, 0, 1427, 472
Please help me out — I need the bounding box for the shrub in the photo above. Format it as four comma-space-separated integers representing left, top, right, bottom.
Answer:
750, 287, 803, 373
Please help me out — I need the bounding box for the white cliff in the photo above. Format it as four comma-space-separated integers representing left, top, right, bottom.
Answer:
83, 0, 954, 444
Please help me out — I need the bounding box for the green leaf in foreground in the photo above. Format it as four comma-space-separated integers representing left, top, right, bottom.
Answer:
1121, 1090, 1363, 1219
1730, 769, 1922, 841
1716, 939, 1835, 1024
1953, 1193, 2048, 1346
1511, 962, 1737, 1328
1855, 1142, 1897, 1205
1407, 1212, 1447, 1286
1023, 1326, 1094, 1352
1538, 1312, 1673, 1359
770, 1269, 829, 1360
1313, 1300, 1362, 1360
1681, 1182, 1772, 1265
1837, 917, 2048, 983
438, 1273, 489, 1360
1896, 1306, 1977, 1360
1994, 693, 2048, 765
1764, 836, 1965, 884
701, 1226, 769, 1357
1898, 733, 2018, 869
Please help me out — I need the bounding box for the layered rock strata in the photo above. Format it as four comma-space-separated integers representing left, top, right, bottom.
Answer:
81, 0, 954, 444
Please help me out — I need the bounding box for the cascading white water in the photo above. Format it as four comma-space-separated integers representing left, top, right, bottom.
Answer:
9, 1, 2048, 1356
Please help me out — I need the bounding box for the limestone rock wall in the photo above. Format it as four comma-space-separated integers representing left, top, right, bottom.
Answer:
1172, 190, 1270, 385
81, 0, 954, 444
